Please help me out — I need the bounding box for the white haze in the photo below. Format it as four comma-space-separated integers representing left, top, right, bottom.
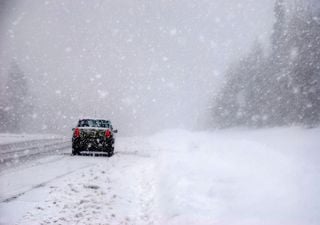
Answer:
0, 0, 274, 135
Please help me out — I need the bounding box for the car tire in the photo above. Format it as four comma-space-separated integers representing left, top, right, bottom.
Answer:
107, 147, 114, 157
72, 148, 80, 155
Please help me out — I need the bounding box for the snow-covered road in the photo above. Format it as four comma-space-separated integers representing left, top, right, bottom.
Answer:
1, 127, 320, 225
1, 154, 158, 225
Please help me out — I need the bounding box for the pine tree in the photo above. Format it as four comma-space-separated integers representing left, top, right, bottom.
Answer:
272, 0, 286, 57
0, 62, 31, 132
287, 0, 320, 126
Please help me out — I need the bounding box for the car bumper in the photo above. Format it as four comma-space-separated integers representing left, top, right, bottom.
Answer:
72, 138, 114, 152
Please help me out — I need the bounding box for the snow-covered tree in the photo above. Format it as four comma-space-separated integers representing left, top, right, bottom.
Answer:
0, 62, 32, 132
212, 41, 266, 128
212, 0, 320, 128
287, 1, 320, 126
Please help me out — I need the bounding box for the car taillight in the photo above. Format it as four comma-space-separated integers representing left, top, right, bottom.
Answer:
74, 128, 80, 138
105, 129, 111, 138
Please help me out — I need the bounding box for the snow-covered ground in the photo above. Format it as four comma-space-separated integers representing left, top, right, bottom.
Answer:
0, 127, 319, 225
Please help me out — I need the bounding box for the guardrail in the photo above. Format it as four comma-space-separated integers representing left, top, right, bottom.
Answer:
0, 137, 71, 164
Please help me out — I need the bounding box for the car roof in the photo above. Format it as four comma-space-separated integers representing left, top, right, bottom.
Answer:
79, 118, 111, 122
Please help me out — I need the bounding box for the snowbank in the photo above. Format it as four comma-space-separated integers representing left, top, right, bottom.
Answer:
149, 127, 320, 225
0, 133, 63, 145
0, 133, 69, 166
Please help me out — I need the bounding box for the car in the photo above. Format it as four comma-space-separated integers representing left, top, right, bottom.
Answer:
72, 118, 118, 157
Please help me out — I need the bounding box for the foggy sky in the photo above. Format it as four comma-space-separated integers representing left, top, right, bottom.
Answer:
0, 0, 274, 135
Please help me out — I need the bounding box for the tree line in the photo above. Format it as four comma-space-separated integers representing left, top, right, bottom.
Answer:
211, 0, 320, 128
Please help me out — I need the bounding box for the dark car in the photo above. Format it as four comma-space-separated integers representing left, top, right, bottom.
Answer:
72, 119, 118, 156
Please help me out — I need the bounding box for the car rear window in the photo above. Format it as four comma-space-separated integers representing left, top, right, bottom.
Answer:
78, 119, 111, 128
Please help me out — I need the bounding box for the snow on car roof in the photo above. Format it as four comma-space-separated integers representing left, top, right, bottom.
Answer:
79, 118, 111, 121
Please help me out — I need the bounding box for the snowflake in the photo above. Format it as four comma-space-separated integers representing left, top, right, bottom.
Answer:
170, 29, 177, 36
65, 47, 72, 53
